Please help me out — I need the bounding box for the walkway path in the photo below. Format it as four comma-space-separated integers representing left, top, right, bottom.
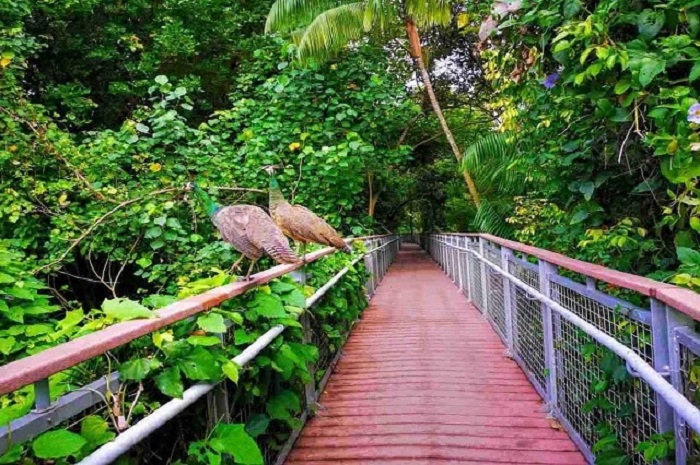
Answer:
286, 243, 586, 464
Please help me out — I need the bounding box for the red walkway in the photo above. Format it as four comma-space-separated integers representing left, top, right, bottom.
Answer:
286, 243, 586, 465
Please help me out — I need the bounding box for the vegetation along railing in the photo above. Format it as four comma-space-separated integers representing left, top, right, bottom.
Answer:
424, 233, 700, 465
0, 235, 400, 464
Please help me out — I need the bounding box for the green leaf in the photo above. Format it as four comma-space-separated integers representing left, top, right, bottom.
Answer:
209, 424, 263, 465
155, 367, 184, 398
0, 273, 15, 284
638, 58, 665, 87
579, 182, 595, 201
145, 226, 162, 239
119, 358, 162, 381
155, 75, 168, 85
245, 414, 269, 438
690, 217, 700, 233
563, 0, 582, 18
0, 337, 15, 355
614, 78, 631, 95
677, 247, 700, 266
690, 61, 700, 82
80, 415, 115, 450
102, 298, 154, 321
266, 390, 300, 421
177, 346, 220, 380
135, 123, 150, 134
637, 10, 664, 39
222, 361, 240, 383
281, 289, 306, 307
248, 292, 286, 318
187, 335, 222, 346
0, 444, 22, 464
270, 281, 296, 293
197, 313, 227, 333
33, 430, 87, 459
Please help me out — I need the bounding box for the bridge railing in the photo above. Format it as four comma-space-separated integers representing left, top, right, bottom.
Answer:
0, 235, 401, 464
425, 233, 700, 465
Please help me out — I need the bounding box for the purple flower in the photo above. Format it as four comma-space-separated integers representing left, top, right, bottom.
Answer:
543, 73, 559, 89
689, 103, 700, 124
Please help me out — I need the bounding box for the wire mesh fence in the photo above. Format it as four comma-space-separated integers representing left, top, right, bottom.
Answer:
426, 233, 700, 465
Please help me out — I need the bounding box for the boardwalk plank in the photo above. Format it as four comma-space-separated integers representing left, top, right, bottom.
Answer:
286, 243, 586, 465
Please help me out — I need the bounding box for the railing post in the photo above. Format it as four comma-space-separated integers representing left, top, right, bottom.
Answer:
478, 237, 489, 316
501, 246, 514, 353
291, 267, 316, 412
538, 259, 558, 411
465, 238, 473, 301
450, 236, 456, 281
457, 238, 465, 293
33, 378, 51, 412
207, 331, 231, 429
652, 301, 694, 464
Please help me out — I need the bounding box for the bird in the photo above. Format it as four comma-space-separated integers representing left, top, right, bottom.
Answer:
186, 182, 301, 280
262, 166, 352, 258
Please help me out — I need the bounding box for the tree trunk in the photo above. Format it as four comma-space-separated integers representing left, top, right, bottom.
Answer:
405, 19, 481, 207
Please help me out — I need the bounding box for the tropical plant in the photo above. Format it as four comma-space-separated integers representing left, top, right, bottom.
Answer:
264, 0, 483, 206
461, 132, 524, 235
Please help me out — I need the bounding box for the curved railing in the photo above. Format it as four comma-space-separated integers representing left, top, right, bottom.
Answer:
424, 233, 700, 465
0, 235, 401, 464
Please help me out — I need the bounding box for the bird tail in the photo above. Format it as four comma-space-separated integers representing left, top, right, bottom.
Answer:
265, 244, 302, 264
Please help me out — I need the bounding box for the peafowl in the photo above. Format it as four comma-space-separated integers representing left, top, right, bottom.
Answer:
186, 182, 301, 280
262, 167, 352, 257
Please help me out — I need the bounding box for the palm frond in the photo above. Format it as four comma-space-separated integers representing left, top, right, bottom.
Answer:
298, 2, 366, 62
405, 0, 451, 29
266, 0, 345, 34
363, 0, 398, 33
462, 132, 525, 194
472, 198, 513, 237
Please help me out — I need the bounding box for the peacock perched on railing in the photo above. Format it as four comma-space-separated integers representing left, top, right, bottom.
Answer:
186, 182, 300, 280
263, 166, 352, 256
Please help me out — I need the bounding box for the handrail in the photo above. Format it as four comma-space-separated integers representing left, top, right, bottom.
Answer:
0, 235, 401, 461
424, 233, 700, 464
432, 237, 700, 432
437, 232, 700, 321
0, 236, 397, 396
0, 246, 337, 396
77, 236, 401, 465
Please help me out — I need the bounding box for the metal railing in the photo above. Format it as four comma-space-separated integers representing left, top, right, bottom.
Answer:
0, 235, 400, 464
424, 233, 700, 465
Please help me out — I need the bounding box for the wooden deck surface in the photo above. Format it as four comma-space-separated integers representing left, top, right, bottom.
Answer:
286, 243, 586, 465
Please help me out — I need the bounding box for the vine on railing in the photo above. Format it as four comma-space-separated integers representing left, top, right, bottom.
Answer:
0, 237, 399, 465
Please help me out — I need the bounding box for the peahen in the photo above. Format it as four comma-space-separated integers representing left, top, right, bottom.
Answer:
186, 182, 301, 280
263, 167, 352, 256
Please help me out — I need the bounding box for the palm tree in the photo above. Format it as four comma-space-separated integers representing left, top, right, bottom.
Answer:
265, 0, 482, 206
461, 132, 525, 236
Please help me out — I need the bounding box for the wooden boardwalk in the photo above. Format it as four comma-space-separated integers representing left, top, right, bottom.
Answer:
286, 243, 586, 465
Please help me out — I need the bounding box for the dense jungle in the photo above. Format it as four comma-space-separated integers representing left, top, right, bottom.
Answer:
1, 0, 700, 463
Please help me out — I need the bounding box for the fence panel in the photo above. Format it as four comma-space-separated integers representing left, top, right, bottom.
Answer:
425, 233, 700, 465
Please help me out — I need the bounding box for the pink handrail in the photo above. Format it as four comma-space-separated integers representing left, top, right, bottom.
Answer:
0, 245, 347, 396
439, 233, 700, 321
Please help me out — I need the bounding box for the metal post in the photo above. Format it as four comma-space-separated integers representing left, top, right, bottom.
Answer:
457, 239, 464, 293
291, 267, 316, 412
33, 378, 51, 412
465, 238, 472, 301
479, 237, 489, 315
539, 260, 558, 411
450, 237, 456, 281
206, 332, 231, 429
662, 304, 694, 464
501, 246, 514, 353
